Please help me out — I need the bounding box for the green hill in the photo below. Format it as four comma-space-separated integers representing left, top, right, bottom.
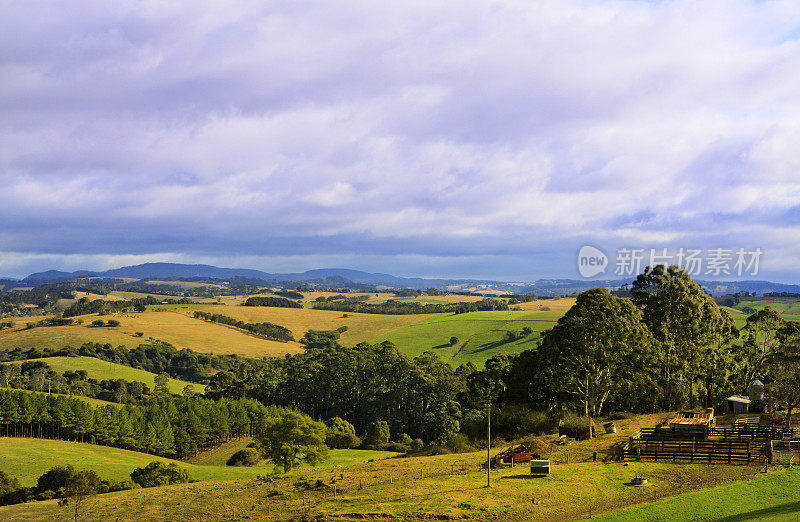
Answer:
0, 438, 399, 488
8, 356, 204, 395
370, 310, 563, 366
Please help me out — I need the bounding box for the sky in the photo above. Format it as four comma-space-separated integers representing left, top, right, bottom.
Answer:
2, 0, 800, 282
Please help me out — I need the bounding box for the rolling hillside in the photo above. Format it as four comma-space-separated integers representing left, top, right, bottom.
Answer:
0, 438, 400, 487
10, 356, 204, 394
371, 309, 564, 366
191, 305, 434, 346
0, 413, 760, 521
0, 310, 304, 358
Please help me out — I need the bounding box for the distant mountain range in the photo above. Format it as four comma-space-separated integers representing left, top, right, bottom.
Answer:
10, 262, 800, 296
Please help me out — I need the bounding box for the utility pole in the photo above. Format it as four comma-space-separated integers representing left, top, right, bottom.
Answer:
486, 400, 491, 488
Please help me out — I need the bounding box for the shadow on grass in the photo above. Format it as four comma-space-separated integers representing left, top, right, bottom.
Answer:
499, 474, 548, 480
719, 500, 800, 521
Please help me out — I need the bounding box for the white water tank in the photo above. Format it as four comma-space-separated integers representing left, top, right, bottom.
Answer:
749, 379, 765, 402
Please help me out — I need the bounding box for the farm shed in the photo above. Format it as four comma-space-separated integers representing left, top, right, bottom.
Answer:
668, 409, 715, 436
726, 395, 751, 414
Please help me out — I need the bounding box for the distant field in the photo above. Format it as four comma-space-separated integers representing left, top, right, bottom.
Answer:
192, 305, 434, 346
0, 438, 400, 488
9, 356, 204, 394
371, 309, 565, 366
0, 310, 304, 358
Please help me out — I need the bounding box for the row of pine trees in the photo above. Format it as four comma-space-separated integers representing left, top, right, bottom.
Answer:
0, 389, 288, 458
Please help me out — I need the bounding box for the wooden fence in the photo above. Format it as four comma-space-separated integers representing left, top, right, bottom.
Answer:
622, 438, 767, 463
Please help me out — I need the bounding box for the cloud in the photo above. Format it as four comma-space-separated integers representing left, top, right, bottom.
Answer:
2, 0, 800, 280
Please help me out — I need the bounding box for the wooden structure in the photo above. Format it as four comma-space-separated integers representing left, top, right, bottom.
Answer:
490, 444, 533, 466
620, 423, 786, 464
667, 409, 715, 436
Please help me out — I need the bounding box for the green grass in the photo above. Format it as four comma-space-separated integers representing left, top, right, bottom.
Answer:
370, 310, 562, 366
0, 438, 400, 488
9, 356, 204, 395
191, 437, 400, 469
596, 467, 800, 521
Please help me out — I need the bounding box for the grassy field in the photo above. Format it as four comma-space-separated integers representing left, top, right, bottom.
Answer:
190, 437, 399, 469
596, 467, 800, 521
191, 304, 434, 346
370, 309, 564, 366
9, 356, 204, 394
0, 310, 304, 358
0, 438, 400, 488
0, 417, 762, 521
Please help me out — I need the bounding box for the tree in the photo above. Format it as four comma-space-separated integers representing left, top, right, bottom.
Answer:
449, 336, 459, 346
255, 412, 328, 472
325, 416, 360, 449
365, 420, 390, 446
154, 373, 170, 397
538, 288, 656, 416
739, 307, 784, 390
631, 265, 735, 409
130, 461, 190, 488
60, 470, 101, 522
767, 328, 800, 431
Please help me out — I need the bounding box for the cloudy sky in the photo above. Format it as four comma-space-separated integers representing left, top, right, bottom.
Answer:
2, 0, 800, 281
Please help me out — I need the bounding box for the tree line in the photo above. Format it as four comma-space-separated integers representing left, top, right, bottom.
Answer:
310, 298, 509, 315
192, 311, 294, 342
0, 388, 288, 458
243, 296, 303, 308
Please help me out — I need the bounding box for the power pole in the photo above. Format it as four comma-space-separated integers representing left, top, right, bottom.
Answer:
486, 401, 491, 488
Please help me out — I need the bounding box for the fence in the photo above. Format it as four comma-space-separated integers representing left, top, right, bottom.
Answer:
622, 438, 767, 463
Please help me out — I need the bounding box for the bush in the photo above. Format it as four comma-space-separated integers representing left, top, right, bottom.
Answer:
397, 433, 413, 445
376, 442, 410, 453
326, 430, 361, 449
226, 448, 261, 467
106, 319, 120, 327
130, 461, 190, 488
445, 433, 475, 453
134, 332, 144, 337
91, 320, 105, 327
365, 421, 390, 446
449, 336, 459, 345
410, 438, 424, 450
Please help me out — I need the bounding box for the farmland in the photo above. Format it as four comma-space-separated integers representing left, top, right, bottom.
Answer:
190, 304, 435, 347
370, 309, 564, 366
0, 310, 304, 358
0, 438, 397, 488
7, 356, 204, 394
0, 412, 765, 521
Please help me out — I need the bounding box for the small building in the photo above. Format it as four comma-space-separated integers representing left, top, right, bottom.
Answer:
668, 409, 715, 436
727, 395, 751, 414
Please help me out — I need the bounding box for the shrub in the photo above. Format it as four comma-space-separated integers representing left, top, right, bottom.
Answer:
91, 320, 105, 327
376, 442, 410, 453
449, 336, 459, 345
105, 319, 120, 327
226, 448, 261, 467
134, 332, 144, 337
397, 433, 413, 445
130, 461, 190, 488
364, 421, 390, 446
411, 438, 424, 450
326, 431, 361, 449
